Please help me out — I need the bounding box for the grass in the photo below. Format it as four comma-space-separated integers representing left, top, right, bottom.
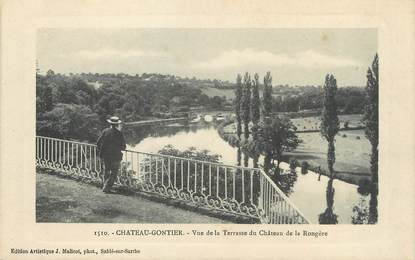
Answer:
36, 170, 232, 223
219, 115, 371, 185
291, 114, 364, 131
285, 129, 371, 185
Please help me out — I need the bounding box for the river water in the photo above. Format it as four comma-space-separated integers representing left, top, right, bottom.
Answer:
123, 122, 375, 224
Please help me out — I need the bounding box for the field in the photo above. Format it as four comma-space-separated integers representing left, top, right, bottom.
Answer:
289, 114, 370, 184
291, 114, 364, 131
286, 128, 371, 185
222, 114, 371, 185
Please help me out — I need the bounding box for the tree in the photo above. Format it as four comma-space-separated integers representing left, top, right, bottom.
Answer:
250, 73, 261, 167
241, 73, 251, 140
38, 84, 54, 113
251, 73, 261, 135
320, 74, 340, 177
263, 71, 273, 118
36, 103, 101, 142
120, 94, 145, 122
234, 74, 243, 140
255, 117, 300, 173
210, 96, 225, 110
363, 54, 379, 224
46, 69, 55, 77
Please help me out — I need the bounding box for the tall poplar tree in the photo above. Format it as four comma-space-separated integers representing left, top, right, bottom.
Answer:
263, 71, 273, 118
363, 54, 379, 187
241, 72, 251, 140
251, 73, 261, 138
320, 74, 340, 177
234, 74, 243, 140
363, 54, 379, 224
250, 73, 261, 167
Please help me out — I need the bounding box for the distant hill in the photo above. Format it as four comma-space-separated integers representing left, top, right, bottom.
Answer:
46, 71, 366, 113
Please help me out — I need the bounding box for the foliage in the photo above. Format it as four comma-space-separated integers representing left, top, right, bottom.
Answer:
301, 161, 309, 174
158, 145, 221, 163
234, 74, 243, 140
273, 171, 297, 196
363, 54, 379, 188
289, 158, 298, 172
36, 70, 233, 143
36, 103, 101, 142
37, 84, 54, 113
351, 198, 370, 224
254, 117, 301, 172
156, 145, 260, 205
210, 96, 226, 110
357, 178, 371, 196
271, 85, 366, 114
241, 73, 252, 140
352, 191, 377, 225
249, 73, 262, 167
251, 73, 261, 129
262, 71, 273, 117
320, 74, 340, 177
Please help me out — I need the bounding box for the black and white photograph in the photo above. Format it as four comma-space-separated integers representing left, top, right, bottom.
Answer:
35, 28, 379, 224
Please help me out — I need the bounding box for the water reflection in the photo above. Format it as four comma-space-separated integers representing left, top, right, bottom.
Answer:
369, 188, 378, 224
243, 152, 249, 167
123, 123, 208, 147
237, 148, 241, 166
318, 177, 339, 224
124, 123, 378, 224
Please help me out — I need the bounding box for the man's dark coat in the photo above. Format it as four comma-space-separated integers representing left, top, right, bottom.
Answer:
97, 127, 126, 162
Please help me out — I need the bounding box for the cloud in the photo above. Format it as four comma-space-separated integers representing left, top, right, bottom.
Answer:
194, 49, 361, 69
58, 48, 170, 60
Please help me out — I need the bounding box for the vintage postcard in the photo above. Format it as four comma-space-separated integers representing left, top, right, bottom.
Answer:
1, 0, 414, 259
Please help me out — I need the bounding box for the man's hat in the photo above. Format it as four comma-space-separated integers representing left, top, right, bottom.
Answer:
106, 116, 122, 125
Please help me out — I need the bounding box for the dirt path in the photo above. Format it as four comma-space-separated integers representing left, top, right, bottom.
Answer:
36, 173, 230, 223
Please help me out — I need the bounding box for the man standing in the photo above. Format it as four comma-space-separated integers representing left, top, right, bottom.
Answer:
97, 116, 126, 193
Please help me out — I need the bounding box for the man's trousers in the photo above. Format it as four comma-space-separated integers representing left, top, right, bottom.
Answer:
102, 160, 121, 192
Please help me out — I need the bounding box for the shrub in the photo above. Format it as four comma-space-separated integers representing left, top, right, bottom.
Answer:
289, 158, 298, 173
342, 134, 347, 138
356, 136, 361, 140
301, 161, 309, 174
357, 178, 371, 196
36, 103, 101, 142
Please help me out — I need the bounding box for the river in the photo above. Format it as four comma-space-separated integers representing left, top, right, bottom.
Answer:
123, 122, 376, 224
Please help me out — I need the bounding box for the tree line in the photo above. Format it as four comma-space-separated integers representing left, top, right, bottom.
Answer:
36, 71, 230, 142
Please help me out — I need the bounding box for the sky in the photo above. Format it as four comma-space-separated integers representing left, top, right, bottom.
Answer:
37, 28, 377, 86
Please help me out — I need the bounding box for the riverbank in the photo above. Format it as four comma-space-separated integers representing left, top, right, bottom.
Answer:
217, 121, 371, 186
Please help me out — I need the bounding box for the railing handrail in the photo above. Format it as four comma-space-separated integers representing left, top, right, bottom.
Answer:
36, 135, 262, 171
259, 169, 310, 221
36, 135, 310, 223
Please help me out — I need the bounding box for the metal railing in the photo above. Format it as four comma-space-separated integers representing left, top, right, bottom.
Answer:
35, 136, 309, 224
